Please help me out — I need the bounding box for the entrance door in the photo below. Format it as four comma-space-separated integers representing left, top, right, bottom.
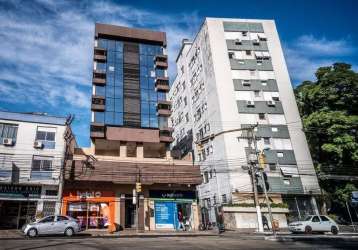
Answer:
125, 197, 136, 228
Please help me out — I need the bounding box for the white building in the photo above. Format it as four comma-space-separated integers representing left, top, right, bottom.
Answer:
169, 18, 321, 229
0, 111, 74, 229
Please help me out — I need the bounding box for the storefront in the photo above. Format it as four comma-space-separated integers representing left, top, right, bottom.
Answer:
62, 189, 115, 230
149, 190, 197, 230
0, 184, 41, 229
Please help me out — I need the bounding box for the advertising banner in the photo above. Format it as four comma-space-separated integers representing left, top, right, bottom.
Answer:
154, 201, 177, 229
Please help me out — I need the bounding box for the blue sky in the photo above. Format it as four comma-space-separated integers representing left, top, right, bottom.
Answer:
0, 0, 357, 147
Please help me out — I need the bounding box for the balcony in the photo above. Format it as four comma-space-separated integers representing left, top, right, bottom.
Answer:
159, 128, 174, 143
154, 54, 168, 69
91, 95, 105, 111
90, 123, 105, 139
156, 100, 172, 117
93, 70, 106, 86
155, 76, 170, 92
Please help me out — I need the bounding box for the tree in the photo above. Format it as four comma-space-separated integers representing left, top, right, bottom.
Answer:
295, 63, 358, 212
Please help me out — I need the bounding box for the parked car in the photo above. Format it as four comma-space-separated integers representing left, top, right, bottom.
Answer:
22, 215, 81, 237
288, 215, 339, 234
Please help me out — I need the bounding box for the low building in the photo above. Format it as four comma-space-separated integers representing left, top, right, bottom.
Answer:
62, 23, 202, 231
0, 111, 74, 229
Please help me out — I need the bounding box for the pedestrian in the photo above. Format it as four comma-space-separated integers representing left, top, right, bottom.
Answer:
178, 210, 184, 231
262, 215, 270, 230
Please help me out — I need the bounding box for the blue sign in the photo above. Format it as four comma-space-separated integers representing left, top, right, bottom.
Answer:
154, 201, 177, 229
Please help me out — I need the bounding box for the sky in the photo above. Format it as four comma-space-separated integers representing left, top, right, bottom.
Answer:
0, 0, 357, 147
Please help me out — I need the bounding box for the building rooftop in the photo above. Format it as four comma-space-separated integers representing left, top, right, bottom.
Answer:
0, 111, 67, 125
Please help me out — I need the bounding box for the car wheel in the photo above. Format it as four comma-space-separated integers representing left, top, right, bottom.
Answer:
331, 226, 338, 235
27, 228, 38, 238
64, 227, 74, 237
304, 226, 312, 234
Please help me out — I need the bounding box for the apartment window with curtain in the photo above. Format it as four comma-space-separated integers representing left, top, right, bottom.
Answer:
0, 154, 13, 180
35, 127, 56, 149
31, 155, 53, 179
0, 123, 18, 145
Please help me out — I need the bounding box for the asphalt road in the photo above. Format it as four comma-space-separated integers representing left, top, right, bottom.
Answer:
1, 235, 358, 250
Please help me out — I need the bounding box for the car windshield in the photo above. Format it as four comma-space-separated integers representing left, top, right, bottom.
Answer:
303, 216, 312, 221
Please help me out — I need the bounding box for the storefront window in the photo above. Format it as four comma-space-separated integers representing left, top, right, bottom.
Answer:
67, 202, 110, 229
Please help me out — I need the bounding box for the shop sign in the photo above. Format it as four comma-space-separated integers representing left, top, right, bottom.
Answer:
77, 191, 102, 199
149, 190, 196, 200
0, 184, 41, 198
155, 201, 176, 229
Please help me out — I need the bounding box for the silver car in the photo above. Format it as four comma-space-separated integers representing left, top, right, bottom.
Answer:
289, 215, 339, 234
22, 215, 81, 237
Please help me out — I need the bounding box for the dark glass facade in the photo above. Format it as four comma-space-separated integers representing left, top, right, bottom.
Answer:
93, 38, 166, 129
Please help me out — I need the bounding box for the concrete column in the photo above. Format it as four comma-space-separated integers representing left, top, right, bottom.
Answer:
137, 144, 144, 159
120, 194, 126, 227
114, 193, 121, 225
120, 143, 127, 158
192, 202, 199, 231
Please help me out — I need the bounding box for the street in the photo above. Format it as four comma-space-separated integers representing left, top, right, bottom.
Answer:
1, 235, 358, 250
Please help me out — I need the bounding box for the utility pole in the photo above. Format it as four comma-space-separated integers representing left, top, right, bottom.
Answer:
247, 126, 264, 233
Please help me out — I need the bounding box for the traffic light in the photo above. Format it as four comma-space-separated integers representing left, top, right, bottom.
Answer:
136, 182, 142, 193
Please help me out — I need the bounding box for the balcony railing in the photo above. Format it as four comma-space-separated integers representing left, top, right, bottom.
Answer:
30, 170, 53, 180
155, 76, 170, 92
156, 100, 172, 117
159, 128, 174, 143
91, 95, 105, 111
154, 55, 168, 69
90, 123, 105, 138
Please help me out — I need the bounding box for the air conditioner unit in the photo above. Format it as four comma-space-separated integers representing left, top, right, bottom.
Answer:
2, 138, 14, 146
246, 100, 255, 107
267, 100, 276, 107
34, 141, 43, 149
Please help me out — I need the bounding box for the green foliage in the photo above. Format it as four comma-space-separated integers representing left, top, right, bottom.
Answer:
225, 203, 288, 208
295, 62, 358, 207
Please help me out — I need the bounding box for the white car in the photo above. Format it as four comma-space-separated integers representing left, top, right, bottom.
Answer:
22, 215, 81, 237
289, 215, 339, 234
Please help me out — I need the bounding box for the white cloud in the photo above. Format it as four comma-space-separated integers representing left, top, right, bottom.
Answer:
0, 0, 200, 145
284, 35, 356, 84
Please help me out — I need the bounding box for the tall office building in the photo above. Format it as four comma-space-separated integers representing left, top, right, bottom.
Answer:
169, 18, 321, 228
63, 24, 201, 231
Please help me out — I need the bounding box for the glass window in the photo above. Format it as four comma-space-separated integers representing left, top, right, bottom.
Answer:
140, 66, 147, 76
156, 69, 165, 77
40, 216, 55, 223
105, 112, 115, 124
95, 86, 105, 96
320, 216, 330, 222
32, 156, 53, 171
115, 41, 123, 52
94, 112, 104, 123
147, 55, 154, 65
107, 40, 115, 51
106, 98, 115, 112
114, 99, 123, 112
141, 102, 149, 114
148, 77, 155, 90
140, 77, 148, 89
106, 87, 115, 98
157, 92, 166, 101
36, 131, 46, 140
107, 74, 115, 86
96, 63, 106, 71
158, 117, 168, 129
107, 52, 115, 63
97, 39, 107, 49
141, 89, 149, 101
149, 91, 157, 101
149, 102, 157, 115
312, 216, 320, 222
141, 114, 150, 127
114, 74, 123, 85
114, 113, 123, 125
57, 216, 69, 221
35, 128, 56, 149
149, 116, 158, 128
139, 44, 147, 55
114, 86, 123, 98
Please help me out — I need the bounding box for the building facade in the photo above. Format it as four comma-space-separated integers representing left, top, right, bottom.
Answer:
0, 111, 73, 229
169, 18, 321, 229
63, 23, 201, 231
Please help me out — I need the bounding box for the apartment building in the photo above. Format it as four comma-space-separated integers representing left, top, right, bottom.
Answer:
0, 111, 73, 229
63, 23, 201, 231
169, 18, 321, 229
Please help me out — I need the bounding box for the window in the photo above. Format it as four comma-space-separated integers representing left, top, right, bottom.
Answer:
261, 80, 267, 86
94, 112, 105, 123
39, 216, 55, 223
36, 127, 56, 149
0, 154, 12, 179
312, 216, 320, 223
271, 127, 278, 132
228, 52, 234, 59
242, 31, 248, 37
264, 138, 270, 145
57, 216, 69, 221
246, 50, 251, 56
184, 97, 187, 106
254, 90, 260, 97
0, 123, 18, 145
43, 201, 56, 217
259, 113, 265, 120
222, 194, 227, 203
277, 152, 284, 158
257, 60, 263, 65
185, 113, 189, 122
31, 156, 53, 179
45, 189, 58, 196
320, 216, 330, 222
203, 171, 209, 183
